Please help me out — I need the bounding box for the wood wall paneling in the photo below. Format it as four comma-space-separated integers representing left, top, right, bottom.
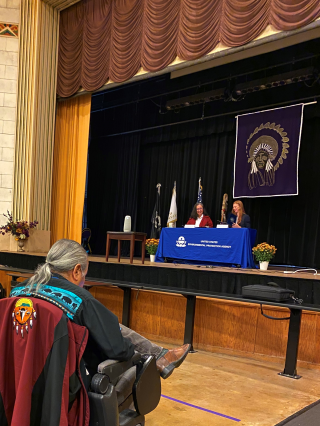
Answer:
67, 286, 320, 367
159, 293, 186, 342
253, 307, 289, 358
0, 271, 11, 297
193, 299, 258, 353
313, 314, 320, 365
298, 311, 320, 364
130, 289, 162, 336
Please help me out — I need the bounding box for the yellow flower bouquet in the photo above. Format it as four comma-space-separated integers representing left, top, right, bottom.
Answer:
146, 238, 159, 255
252, 242, 277, 262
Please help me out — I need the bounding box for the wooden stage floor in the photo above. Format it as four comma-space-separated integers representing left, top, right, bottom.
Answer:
1, 250, 320, 281
147, 342, 320, 426
88, 254, 320, 281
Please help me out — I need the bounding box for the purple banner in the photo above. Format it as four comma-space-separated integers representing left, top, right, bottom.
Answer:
233, 104, 304, 198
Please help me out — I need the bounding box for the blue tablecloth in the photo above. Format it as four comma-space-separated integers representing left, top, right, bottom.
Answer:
155, 228, 257, 268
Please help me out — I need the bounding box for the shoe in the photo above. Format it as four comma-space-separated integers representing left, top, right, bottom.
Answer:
156, 343, 191, 379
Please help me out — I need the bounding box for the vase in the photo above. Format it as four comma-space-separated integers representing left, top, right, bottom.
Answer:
150, 254, 155, 262
259, 261, 269, 271
17, 240, 25, 252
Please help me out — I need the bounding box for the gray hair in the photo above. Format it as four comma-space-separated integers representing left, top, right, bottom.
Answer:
27, 239, 88, 291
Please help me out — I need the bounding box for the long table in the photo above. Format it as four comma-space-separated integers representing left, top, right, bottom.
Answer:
155, 228, 257, 268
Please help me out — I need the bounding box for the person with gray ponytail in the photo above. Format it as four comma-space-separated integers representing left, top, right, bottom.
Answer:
27, 239, 88, 291
11, 239, 190, 380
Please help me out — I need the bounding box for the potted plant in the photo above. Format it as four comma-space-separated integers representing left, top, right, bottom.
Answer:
252, 242, 277, 271
145, 238, 159, 262
0, 211, 38, 252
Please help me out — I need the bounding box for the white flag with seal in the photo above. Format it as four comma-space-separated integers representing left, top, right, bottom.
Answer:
167, 182, 177, 227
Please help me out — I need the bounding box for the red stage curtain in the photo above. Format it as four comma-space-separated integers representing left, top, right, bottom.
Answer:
57, 0, 320, 98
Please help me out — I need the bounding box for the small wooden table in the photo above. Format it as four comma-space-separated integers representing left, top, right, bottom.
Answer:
106, 232, 147, 264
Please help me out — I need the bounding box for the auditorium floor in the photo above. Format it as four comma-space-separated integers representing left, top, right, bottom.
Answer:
146, 345, 320, 426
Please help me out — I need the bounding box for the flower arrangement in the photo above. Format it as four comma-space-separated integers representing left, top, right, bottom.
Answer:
145, 238, 159, 255
0, 211, 38, 240
252, 242, 277, 262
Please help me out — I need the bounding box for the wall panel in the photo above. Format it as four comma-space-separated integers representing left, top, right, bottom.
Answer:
92, 287, 320, 367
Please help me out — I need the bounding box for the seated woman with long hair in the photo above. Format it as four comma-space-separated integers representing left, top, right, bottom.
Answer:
186, 203, 213, 228
229, 200, 251, 228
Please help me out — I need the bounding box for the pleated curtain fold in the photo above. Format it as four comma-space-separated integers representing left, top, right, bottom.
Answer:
50, 94, 91, 245
57, 0, 320, 97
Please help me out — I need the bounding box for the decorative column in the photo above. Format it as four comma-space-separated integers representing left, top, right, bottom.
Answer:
13, 0, 59, 240
11, 0, 79, 251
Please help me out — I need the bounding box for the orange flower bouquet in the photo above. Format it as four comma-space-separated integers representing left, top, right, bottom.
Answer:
252, 242, 277, 262
145, 239, 159, 255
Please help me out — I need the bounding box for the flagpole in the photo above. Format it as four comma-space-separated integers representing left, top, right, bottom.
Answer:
167, 181, 177, 227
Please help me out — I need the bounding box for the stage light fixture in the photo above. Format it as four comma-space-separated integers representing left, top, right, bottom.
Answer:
165, 67, 317, 110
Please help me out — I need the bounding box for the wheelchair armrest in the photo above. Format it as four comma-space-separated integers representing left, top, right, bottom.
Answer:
97, 352, 141, 384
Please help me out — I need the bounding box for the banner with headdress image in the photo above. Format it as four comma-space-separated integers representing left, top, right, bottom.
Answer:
233, 104, 304, 198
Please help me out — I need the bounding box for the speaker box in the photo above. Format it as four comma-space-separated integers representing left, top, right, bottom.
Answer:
123, 216, 131, 232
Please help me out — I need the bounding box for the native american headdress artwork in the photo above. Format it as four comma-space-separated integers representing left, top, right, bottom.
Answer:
247, 123, 289, 190
234, 105, 304, 198
12, 298, 37, 338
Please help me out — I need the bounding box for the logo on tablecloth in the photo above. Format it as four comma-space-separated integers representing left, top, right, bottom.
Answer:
176, 236, 187, 247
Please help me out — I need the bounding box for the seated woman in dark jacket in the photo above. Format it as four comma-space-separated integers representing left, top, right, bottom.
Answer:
186, 203, 213, 228
229, 200, 251, 228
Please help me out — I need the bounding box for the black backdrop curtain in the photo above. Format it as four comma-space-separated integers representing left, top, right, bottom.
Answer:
87, 105, 320, 268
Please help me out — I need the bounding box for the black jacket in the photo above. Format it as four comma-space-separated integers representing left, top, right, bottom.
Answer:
10, 275, 135, 375
238, 213, 251, 228
227, 213, 251, 228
